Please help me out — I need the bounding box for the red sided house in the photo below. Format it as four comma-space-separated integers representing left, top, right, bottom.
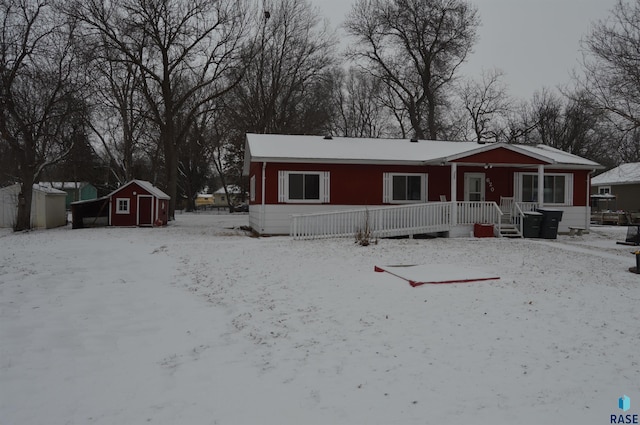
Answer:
243, 134, 603, 238
71, 180, 169, 228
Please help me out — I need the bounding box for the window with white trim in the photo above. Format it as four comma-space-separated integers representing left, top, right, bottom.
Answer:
250, 175, 256, 202
278, 171, 330, 203
598, 186, 611, 195
116, 198, 130, 214
383, 173, 428, 203
515, 173, 573, 205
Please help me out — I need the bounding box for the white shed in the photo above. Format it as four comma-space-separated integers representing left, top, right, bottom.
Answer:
0, 184, 68, 229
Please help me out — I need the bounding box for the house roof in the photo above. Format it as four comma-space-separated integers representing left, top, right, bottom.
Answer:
214, 185, 243, 194
108, 180, 170, 199
33, 184, 67, 195
243, 134, 602, 172
591, 162, 640, 186
0, 183, 66, 195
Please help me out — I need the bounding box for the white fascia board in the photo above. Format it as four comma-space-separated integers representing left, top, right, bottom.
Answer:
247, 157, 427, 167
441, 143, 555, 164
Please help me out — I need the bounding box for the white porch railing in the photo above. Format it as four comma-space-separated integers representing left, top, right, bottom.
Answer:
516, 202, 538, 213
512, 202, 540, 236
290, 201, 503, 240
499, 196, 514, 215
456, 201, 503, 227
512, 202, 526, 235
291, 202, 452, 240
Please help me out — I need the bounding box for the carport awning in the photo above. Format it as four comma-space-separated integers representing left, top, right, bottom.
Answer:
70, 197, 110, 229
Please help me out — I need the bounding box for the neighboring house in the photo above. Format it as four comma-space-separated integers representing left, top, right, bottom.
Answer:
243, 134, 602, 237
71, 180, 169, 228
39, 182, 98, 209
212, 186, 244, 206
194, 193, 214, 209
0, 183, 67, 229
591, 162, 640, 212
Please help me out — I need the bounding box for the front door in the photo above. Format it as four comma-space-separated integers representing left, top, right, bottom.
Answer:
464, 173, 485, 201
138, 196, 153, 226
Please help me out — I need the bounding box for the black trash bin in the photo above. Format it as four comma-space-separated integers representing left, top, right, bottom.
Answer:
537, 209, 564, 239
522, 211, 543, 238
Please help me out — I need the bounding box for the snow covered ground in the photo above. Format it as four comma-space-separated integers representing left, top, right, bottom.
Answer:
1, 213, 639, 425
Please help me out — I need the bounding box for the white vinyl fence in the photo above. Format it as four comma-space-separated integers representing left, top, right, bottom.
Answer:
291, 201, 503, 240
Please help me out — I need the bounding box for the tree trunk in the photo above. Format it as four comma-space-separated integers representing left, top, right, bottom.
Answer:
15, 176, 34, 231
163, 138, 178, 220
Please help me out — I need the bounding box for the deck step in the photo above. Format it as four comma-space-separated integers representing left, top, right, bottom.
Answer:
499, 225, 522, 238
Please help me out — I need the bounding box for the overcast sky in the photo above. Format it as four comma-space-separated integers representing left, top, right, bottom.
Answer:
311, 0, 618, 100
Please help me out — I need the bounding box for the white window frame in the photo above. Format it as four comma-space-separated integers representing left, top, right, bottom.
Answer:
383, 173, 428, 203
464, 172, 485, 202
116, 198, 130, 214
514, 172, 573, 206
250, 175, 256, 202
598, 186, 611, 195
278, 171, 330, 203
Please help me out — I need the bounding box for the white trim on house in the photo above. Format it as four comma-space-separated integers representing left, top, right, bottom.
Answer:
116, 198, 130, 214
382, 172, 428, 203
136, 194, 154, 226
514, 172, 574, 206
277, 170, 330, 203
597, 186, 611, 195
463, 172, 485, 201
443, 143, 553, 165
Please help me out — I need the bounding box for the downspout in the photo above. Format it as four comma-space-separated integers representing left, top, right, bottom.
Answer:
450, 163, 457, 226
261, 162, 266, 234
537, 164, 544, 208
586, 170, 592, 231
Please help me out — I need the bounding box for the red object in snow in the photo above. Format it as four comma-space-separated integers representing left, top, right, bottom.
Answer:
374, 264, 500, 286
473, 223, 494, 238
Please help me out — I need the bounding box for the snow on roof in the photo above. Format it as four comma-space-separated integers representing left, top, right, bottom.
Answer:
39, 182, 92, 190
33, 184, 67, 195
591, 162, 640, 185
109, 180, 170, 199
196, 193, 213, 198
0, 183, 67, 195
214, 185, 243, 194
517, 144, 602, 168
244, 134, 601, 170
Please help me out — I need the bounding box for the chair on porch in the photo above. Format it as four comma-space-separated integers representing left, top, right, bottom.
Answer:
499, 197, 514, 224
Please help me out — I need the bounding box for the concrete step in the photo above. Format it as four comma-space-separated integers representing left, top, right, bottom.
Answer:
499, 225, 522, 238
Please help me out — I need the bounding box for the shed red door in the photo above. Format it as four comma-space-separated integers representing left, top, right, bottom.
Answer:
138, 196, 153, 226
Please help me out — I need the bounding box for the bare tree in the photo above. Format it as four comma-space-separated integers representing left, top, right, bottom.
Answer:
212, 0, 336, 198
581, 0, 640, 131
225, 0, 336, 135
86, 53, 149, 185
0, 0, 85, 230
512, 88, 613, 163
69, 0, 253, 218
345, 0, 480, 140
618, 128, 640, 162
459, 69, 511, 142
329, 67, 395, 138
